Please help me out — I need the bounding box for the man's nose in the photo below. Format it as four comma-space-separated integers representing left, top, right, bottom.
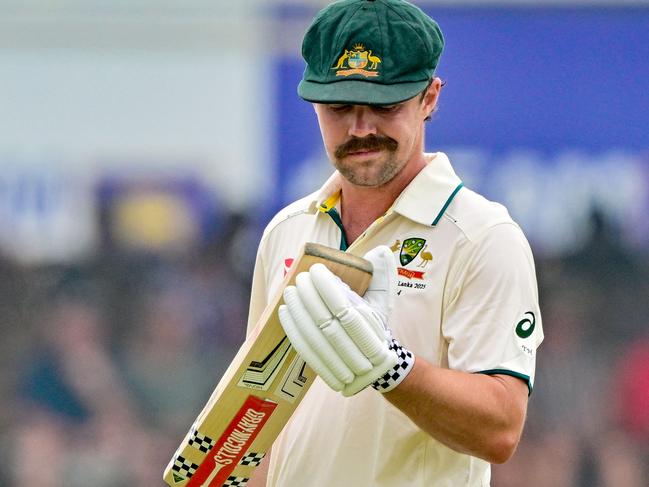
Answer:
348, 107, 377, 138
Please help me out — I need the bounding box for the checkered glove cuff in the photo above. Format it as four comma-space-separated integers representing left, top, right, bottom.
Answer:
371, 338, 415, 393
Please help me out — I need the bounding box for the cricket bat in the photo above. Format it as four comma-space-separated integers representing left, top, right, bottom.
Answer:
163, 243, 373, 486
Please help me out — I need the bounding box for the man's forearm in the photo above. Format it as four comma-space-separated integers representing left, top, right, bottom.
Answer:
383, 358, 529, 464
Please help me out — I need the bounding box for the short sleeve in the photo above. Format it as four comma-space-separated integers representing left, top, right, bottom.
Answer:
442, 223, 543, 393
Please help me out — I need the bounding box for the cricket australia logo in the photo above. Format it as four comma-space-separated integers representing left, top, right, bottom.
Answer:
391, 237, 432, 284
332, 43, 381, 78
399, 238, 426, 266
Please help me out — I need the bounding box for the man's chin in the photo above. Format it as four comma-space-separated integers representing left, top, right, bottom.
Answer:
340, 168, 398, 188
333, 153, 400, 187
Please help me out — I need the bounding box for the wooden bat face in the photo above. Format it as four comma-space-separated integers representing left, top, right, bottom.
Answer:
164, 243, 372, 486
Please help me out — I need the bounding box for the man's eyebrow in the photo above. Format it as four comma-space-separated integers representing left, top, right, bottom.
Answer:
373, 102, 402, 109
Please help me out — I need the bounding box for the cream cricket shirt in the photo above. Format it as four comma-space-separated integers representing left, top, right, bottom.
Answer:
247, 152, 543, 487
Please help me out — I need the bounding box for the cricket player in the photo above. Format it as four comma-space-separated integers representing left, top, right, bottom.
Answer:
247, 1, 543, 485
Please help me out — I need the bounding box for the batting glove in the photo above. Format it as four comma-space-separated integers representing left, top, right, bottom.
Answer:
278, 245, 415, 396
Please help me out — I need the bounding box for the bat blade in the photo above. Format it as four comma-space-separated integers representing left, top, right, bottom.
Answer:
163, 243, 373, 486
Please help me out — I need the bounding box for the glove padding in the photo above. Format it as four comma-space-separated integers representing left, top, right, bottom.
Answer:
278, 245, 414, 396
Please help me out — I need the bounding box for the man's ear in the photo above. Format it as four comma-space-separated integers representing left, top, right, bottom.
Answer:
423, 77, 443, 119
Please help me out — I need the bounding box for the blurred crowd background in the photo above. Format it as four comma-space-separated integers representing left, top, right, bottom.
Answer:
1, 1, 648, 486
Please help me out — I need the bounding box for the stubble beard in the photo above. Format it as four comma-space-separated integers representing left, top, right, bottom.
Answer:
332, 135, 402, 187
333, 151, 403, 187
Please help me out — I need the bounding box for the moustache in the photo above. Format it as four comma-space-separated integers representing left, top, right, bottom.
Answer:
334, 135, 398, 159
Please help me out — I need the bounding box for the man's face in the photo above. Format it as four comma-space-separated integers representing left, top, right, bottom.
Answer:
313, 81, 440, 188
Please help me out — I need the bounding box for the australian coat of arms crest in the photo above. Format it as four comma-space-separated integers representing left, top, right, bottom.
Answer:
332, 43, 381, 77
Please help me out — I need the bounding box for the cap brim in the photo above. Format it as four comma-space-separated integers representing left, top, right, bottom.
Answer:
298, 79, 430, 105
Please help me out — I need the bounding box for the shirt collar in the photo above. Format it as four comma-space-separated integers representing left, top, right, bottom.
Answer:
313, 171, 343, 213
311, 152, 463, 227
392, 152, 464, 226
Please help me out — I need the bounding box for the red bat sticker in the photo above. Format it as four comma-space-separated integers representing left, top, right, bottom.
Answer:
188, 396, 277, 486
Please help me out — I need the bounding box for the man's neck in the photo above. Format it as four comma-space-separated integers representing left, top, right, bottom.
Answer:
339, 153, 429, 244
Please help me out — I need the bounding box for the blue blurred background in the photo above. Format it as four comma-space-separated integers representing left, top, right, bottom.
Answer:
0, 1, 647, 486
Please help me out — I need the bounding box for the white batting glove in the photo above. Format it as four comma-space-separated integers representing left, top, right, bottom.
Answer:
278, 246, 415, 396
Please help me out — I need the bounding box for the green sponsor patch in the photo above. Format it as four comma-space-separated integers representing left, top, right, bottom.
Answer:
516, 312, 536, 339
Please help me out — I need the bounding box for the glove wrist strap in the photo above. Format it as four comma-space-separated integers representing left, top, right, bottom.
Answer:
371, 338, 415, 393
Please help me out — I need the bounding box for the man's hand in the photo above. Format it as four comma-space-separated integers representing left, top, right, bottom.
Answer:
278, 246, 415, 396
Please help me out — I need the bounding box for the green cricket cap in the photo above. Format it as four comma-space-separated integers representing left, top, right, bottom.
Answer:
298, 0, 444, 105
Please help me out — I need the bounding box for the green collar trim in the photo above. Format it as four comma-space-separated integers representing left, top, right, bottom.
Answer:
323, 207, 348, 251
431, 182, 464, 226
